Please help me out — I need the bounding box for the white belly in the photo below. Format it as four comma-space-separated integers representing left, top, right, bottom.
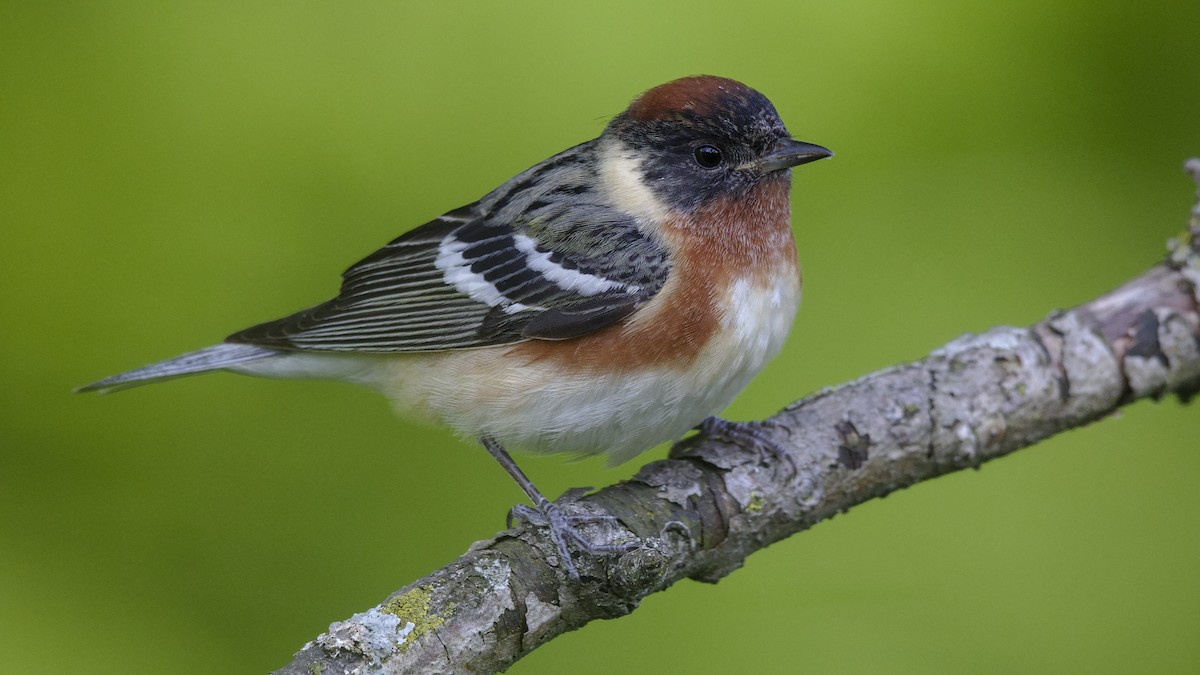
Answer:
376, 273, 800, 463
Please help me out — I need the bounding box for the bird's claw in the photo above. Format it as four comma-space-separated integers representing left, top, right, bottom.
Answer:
697, 416, 797, 478
508, 499, 637, 580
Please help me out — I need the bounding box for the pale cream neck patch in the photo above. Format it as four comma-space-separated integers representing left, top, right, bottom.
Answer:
596, 139, 673, 227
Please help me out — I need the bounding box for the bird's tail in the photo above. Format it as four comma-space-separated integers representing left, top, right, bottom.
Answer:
77, 343, 281, 393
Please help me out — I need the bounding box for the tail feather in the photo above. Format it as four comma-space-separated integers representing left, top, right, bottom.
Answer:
77, 343, 281, 393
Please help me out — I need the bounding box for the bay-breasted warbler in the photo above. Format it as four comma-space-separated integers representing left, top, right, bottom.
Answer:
81, 75, 832, 578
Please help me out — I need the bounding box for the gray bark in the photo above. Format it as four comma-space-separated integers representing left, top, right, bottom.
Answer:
275, 160, 1200, 674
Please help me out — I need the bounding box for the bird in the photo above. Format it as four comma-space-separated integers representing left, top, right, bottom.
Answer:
79, 75, 832, 579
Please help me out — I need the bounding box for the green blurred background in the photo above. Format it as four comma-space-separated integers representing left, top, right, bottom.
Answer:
3, 1, 1198, 672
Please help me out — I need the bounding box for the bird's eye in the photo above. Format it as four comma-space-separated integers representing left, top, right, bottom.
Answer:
693, 145, 723, 168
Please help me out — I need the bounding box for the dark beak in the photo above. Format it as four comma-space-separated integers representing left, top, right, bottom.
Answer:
744, 139, 833, 175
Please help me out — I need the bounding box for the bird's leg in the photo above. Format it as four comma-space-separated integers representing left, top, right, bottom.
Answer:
480, 436, 634, 580
695, 416, 796, 476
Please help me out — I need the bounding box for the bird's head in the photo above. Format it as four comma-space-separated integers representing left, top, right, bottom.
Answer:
603, 75, 832, 213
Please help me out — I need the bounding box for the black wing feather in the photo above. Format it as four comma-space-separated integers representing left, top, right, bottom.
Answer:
227, 143, 671, 353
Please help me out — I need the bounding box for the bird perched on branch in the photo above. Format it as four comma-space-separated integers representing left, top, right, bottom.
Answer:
80, 75, 832, 578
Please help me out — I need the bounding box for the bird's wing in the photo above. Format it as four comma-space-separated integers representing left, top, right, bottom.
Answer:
226, 148, 671, 353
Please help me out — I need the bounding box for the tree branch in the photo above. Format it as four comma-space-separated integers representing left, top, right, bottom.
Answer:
276, 161, 1200, 674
